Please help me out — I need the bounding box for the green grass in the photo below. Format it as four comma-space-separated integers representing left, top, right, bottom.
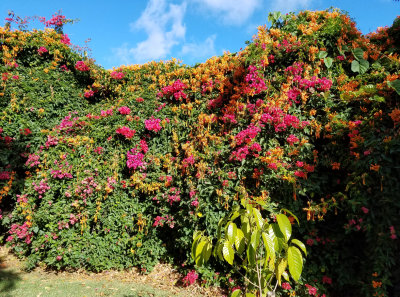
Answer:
0, 268, 198, 297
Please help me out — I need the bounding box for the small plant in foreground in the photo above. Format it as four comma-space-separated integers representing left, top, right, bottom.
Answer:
192, 199, 306, 297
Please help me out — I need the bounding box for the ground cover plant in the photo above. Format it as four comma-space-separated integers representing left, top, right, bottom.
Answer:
0, 8, 399, 297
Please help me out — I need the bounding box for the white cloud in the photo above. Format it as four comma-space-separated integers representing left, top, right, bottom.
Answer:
192, 0, 260, 25
180, 35, 217, 61
114, 0, 187, 64
269, 0, 313, 14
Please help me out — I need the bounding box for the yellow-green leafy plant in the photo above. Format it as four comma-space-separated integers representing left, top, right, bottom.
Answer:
192, 199, 306, 297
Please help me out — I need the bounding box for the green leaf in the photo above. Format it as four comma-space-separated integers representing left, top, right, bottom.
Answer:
276, 214, 292, 242
318, 51, 328, 59
217, 217, 224, 240
227, 222, 238, 246
324, 57, 333, 68
262, 231, 275, 259
195, 240, 206, 266
234, 229, 245, 254
223, 241, 234, 265
245, 293, 256, 297
351, 60, 360, 73
288, 246, 303, 282
280, 209, 299, 225
231, 290, 242, 297
353, 48, 364, 61
276, 258, 288, 285
388, 79, 400, 95
191, 234, 202, 260
202, 241, 212, 263
291, 239, 307, 256
247, 244, 256, 266
252, 207, 264, 229
359, 59, 369, 74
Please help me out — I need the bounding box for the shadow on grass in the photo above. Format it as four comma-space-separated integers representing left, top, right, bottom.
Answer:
0, 267, 21, 296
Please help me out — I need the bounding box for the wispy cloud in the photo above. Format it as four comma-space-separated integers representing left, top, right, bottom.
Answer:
114, 0, 187, 64
192, 0, 260, 25
180, 35, 217, 63
269, 0, 313, 14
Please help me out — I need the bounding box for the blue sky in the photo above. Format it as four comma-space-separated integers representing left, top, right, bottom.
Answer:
1, 0, 399, 69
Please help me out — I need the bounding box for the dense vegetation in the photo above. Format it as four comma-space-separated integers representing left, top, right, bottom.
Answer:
0, 9, 399, 297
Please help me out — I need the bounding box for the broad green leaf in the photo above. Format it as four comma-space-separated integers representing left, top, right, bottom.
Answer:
288, 246, 303, 281
324, 57, 333, 68
359, 59, 369, 74
353, 48, 364, 61
231, 289, 242, 297
216, 242, 224, 262
276, 258, 288, 285
241, 216, 251, 241
245, 293, 256, 297
223, 241, 234, 265
230, 210, 241, 222
247, 244, 256, 266
276, 214, 292, 242
268, 254, 276, 271
195, 240, 206, 266
318, 51, 327, 59
388, 79, 400, 95
191, 234, 202, 260
202, 241, 212, 263
280, 209, 299, 225
250, 229, 260, 250
234, 229, 245, 254
217, 217, 224, 240
351, 60, 360, 73
192, 230, 201, 241
252, 207, 264, 229
262, 231, 275, 259
227, 222, 238, 246
291, 239, 307, 256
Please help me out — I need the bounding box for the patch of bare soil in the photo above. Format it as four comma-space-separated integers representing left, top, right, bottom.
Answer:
0, 245, 226, 296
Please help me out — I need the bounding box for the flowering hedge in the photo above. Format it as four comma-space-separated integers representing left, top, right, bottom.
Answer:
0, 9, 399, 297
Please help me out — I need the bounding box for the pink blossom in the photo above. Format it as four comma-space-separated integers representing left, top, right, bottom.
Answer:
145, 118, 162, 132
75, 61, 89, 71
84, 90, 94, 98
182, 270, 198, 286
282, 282, 292, 290
361, 207, 369, 214
287, 134, 300, 145
38, 46, 48, 55
305, 284, 318, 296
116, 126, 136, 139
118, 106, 131, 115
111, 71, 125, 79
306, 238, 314, 246
322, 275, 332, 285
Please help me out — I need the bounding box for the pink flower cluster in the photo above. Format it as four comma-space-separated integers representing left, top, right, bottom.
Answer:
287, 134, 300, 145
118, 106, 131, 115
182, 155, 195, 168
116, 126, 136, 139
7, 222, 33, 244
45, 135, 59, 148
182, 270, 198, 286
100, 108, 113, 117
390, 226, 397, 239
51, 160, 73, 179
41, 13, 65, 28
243, 65, 267, 95
60, 34, 71, 45
294, 75, 333, 92
235, 125, 261, 146
157, 79, 188, 101
153, 215, 175, 228
166, 187, 181, 205
0, 171, 10, 180
84, 90, 94, 98
38, 46, 48, 55
144, 117, 162, 132
75, 176, 98, 205
285, 62, 304, 76
110, 71, 125, 79
127, 149, 145, 170
75, 61, 89, 72
33, 179, 50, 198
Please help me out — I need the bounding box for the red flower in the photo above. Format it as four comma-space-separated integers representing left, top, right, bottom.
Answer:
282, 282, 292, 290
305, 284, 318, 295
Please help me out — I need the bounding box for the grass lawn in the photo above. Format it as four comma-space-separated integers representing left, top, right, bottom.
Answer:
0, 246, 224, 297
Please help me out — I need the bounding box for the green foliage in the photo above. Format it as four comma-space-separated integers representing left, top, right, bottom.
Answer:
192, 200, 306, 296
